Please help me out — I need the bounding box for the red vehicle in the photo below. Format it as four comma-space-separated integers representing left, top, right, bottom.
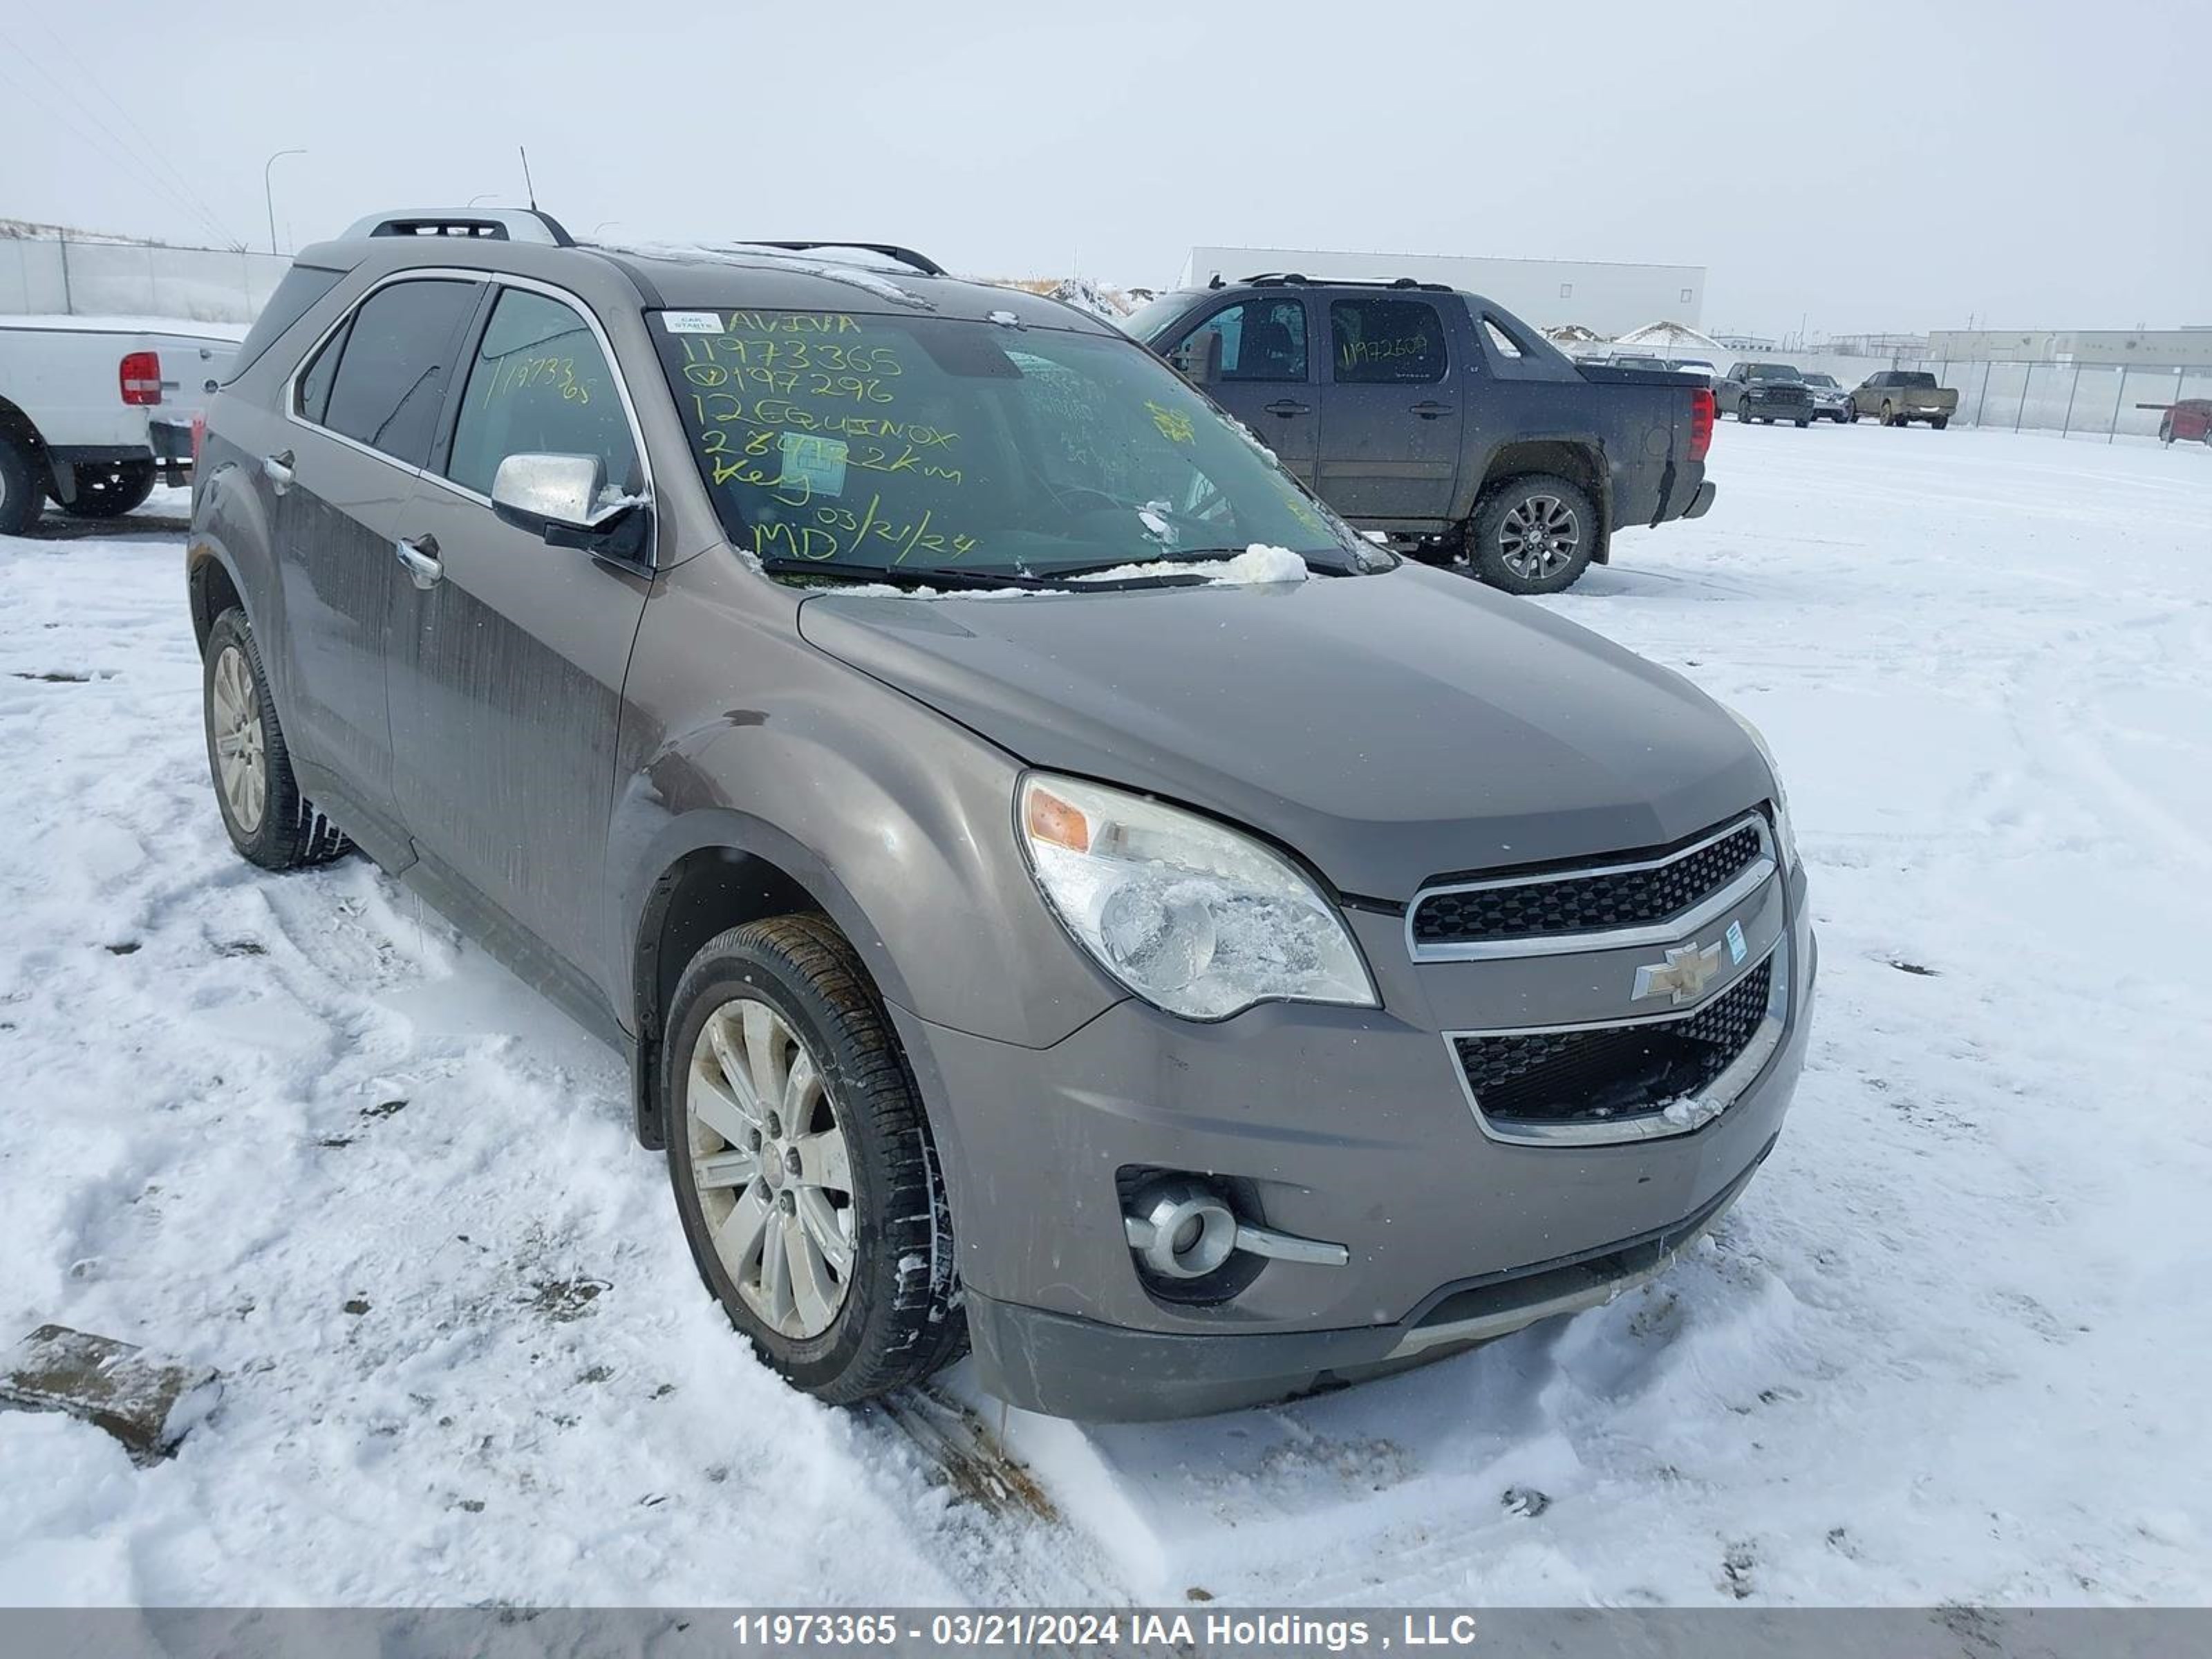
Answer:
2157, 399, 2212, 445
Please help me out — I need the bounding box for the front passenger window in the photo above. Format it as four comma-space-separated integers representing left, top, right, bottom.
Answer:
445, 288, 639, 501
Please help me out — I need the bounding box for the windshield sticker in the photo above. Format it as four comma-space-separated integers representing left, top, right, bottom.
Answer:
778, 433, 849, 498
662, 312, 727, 334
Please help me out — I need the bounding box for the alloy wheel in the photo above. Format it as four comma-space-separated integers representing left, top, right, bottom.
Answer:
209, 644, 267, 833
685, 997, 856, 1339
1499, 494, 1581, 581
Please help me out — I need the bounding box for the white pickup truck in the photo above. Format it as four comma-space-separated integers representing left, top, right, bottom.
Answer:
0, 315, 241, 534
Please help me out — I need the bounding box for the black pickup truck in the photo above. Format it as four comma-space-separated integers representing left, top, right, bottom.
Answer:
1123, 276, 1715, 593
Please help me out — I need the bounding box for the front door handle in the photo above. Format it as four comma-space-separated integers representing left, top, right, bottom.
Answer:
1411, 401, 1452, 420
1263, 399, 1311, 418
395, 534, 443, 590
262, 450, 294, 494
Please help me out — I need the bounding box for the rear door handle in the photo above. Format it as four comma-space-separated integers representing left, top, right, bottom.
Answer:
1263, 399, 1311, 418
395, 534, 443, 590
1411, 401, 1452, 420
262, 450, 294, 494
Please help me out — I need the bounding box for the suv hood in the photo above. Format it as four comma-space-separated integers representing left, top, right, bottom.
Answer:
796, 564, 1770, 901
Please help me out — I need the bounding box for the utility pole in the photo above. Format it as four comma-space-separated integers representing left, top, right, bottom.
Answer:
264, 149, 306, 255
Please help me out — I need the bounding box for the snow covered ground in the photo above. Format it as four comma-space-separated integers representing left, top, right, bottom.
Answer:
2, 429, 2209, 1608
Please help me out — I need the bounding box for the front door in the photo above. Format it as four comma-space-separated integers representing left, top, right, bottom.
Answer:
387, 281, 653, 997
1163, 295, 1319, 486
1315, 292, 1464, 522
272, 273, 484, 845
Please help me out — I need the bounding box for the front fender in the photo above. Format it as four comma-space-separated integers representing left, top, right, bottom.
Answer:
606, 558, 1125, 1055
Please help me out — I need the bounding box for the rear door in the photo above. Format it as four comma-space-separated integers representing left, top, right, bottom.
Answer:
1314, 291, 1464, 522
1157, 295, 1318, 485
274, 273, 484, 843
387, 279, 653, 997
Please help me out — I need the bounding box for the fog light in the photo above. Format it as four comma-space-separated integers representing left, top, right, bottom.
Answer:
1123, 1177, 1238, 1280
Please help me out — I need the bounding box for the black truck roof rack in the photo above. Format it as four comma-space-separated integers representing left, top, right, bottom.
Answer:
1228, 271, 1455, 293
744, 241, 946, 277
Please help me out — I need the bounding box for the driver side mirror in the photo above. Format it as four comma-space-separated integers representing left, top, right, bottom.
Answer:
490, 452, 647, 557
1166, 330, 1224, 387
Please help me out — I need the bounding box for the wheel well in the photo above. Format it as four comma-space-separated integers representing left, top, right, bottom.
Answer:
188, 555, 243, 655
630, 847, 823, 1147
1474, 443, 1609, 560
0, 395, 45, 460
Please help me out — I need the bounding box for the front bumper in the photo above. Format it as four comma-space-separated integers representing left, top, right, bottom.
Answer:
965, 1138, 1775, 1420
894, 863, 1817, 1420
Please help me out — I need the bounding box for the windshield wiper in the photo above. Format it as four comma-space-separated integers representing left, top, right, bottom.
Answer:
759, 557, 1057, 592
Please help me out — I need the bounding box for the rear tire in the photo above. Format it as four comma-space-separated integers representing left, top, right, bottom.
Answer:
663, 915, 966, 1406
201, 608, 350, 870
0, 433, 40, 536
1466, 473, 1598, 595
1881, 401, 1897, 427
1795, 418, 1810, 429
1932, 415, 1950, 431
56, 458, 158, 518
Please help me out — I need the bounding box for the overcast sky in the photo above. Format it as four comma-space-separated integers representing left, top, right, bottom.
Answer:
2, 0, 2204, 339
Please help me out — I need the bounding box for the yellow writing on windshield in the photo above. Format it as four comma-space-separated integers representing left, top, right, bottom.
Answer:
1145, 400, 1195, 444
751, 492, 978, 566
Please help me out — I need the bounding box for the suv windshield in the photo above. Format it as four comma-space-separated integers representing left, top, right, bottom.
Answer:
653, 310, 1365, 580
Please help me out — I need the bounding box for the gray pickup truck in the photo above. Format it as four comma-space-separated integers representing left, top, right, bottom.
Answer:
1850, 370, 1958, 428
1715, 362, 1816, 427
1125, 277, 1716, 594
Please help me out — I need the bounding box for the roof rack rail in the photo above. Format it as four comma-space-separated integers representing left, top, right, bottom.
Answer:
1208, 271, 1459, 294
744, 241, 946, 277
339, 208, 576, 247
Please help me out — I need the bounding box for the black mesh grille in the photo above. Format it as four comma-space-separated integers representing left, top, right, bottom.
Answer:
1413, 822, 1763, 948
1454, 959, 1772, 1127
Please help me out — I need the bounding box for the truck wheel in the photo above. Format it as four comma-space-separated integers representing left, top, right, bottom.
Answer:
1736, 407, 1754, 423
1931, 415, 1950, 431
1880, 401, 1897, 427
1468, 474, 1598, 595
1794, 418, 1810, 429
202, 608, 350, 870
57, 458, 158, 518
0, 433, 41, 536
664, 915, 966, 1406
2157, 418, 2171, 444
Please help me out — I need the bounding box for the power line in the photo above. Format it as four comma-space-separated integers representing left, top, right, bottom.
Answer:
28, 22, 246, 250
3, 39, 241, 250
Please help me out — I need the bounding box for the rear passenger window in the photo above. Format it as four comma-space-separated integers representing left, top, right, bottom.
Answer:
319, 279, 480, 468
1331, 298, 1447, 384
444, 288, 638, 500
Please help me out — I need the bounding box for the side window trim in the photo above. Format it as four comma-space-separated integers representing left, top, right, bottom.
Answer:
284, 268, 489, 476
419, 274, 659, 566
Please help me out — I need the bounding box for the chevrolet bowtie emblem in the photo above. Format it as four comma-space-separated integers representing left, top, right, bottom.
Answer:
1633, 941, 1725, 1006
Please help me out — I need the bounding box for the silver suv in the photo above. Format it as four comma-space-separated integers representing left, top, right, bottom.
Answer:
188, 209, 1815, 1420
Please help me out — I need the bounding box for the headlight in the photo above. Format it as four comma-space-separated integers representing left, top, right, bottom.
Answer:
1018, 774, 1378, 1020
1725, 706, 1801, 870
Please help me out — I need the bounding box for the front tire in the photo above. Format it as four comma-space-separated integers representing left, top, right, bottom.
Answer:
1880, 401, 1897, 427
1736, 406, 1754, 423
201, 608, 349, 870
57, 458, 158, 518
664, 915, 964, 1406
1467, 473, 1598, 595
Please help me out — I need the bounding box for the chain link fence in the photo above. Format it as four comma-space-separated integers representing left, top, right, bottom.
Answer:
1904, 358, 2212, 442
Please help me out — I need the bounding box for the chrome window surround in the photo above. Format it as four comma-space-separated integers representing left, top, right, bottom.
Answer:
1405, 811, 1777, 963
281, 266, 657, 565
1443, 935, 1790, 1148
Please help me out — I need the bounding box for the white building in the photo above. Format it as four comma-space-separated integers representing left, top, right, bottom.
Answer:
1177, 245, 1706, 337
